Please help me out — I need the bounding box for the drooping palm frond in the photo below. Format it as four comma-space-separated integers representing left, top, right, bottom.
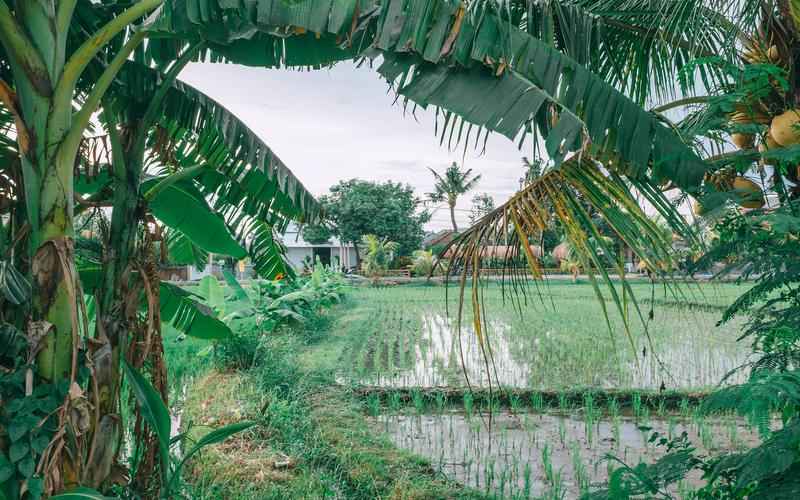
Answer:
440, 154, 696, 361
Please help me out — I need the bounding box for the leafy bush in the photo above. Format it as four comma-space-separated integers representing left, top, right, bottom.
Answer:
211, 264, 345, 371
587, 201, 800, 498
410, 250, 435, 277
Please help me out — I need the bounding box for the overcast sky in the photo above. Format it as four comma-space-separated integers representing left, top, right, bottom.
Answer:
179, 61, 529, 231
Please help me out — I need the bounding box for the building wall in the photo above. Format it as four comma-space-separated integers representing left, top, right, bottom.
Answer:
284, 246, 358, 271
286, 247, 313, 270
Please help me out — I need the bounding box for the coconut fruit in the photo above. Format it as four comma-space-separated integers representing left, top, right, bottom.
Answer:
731, 132, 755, 149
770, 109, 800, 146
768, 45, 780, 62
731, 105, 771, 124
732, 177, 765, 209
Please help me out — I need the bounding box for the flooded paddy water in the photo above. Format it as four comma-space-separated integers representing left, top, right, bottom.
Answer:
340, 282, 750, 391
371, 408, 761, 498
337, 282, 758, 497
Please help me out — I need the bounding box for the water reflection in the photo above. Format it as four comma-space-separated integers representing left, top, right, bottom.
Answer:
351, 311, 750, 390
373, 411, 759, 498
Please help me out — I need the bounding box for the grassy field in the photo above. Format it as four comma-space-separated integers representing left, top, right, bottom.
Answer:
163, 279, 759, 499
335, 281, 750, 392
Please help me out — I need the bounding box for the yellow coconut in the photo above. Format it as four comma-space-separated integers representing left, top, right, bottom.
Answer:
732, 177, 765, 209
770, 109, 800, 146
766, 131, 781, 149
768, 45, 781, 62
731, 132, 755, 149
731, 104, 771, 124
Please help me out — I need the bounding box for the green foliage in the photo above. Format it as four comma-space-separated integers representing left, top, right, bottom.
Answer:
590, 202, 800, 497
410, 249, 435, 277
469, 193, 495, 225
0, 357, 65, 500
695, 202, 800, 370
302, 224, 334, 245
213, 265, 344, 370
584, 432, 701, 500
359, 235, 399, 279
317, 179, 430, 258
50, 488, 115, 499
122, 360, 254, 498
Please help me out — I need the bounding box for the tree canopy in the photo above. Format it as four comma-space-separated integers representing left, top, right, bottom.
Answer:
315, 179, 431, 259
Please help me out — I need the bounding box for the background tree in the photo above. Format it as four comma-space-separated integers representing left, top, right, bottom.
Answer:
314, 179, 430, 263
519, 156, 545, 188
302, 224, 334, 245
469, 193, 495, 224
427, 162, 481, 232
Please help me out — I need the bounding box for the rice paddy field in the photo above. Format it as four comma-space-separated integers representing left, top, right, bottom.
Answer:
332, 280, 762, 498
338, 281, 749, 391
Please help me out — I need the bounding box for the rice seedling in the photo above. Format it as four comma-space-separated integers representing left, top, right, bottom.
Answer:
435, 391, 446, 413
531, 392, 544, 413
366, 393, 381, 416
411, 388, 425, 414
388, 391, 402, 413
571, 441, 590, 495
463, 391, 474, 417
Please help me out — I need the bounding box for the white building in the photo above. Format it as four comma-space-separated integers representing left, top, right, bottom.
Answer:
280, 223, 358, 271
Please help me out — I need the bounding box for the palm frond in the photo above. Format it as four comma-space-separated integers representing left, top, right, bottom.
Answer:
440, 154, 694, 359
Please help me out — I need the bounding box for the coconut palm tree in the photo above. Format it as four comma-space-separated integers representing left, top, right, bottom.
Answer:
427, 162, 482, 232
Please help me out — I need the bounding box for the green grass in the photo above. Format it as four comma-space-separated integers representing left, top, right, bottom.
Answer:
167, 299, 486, 499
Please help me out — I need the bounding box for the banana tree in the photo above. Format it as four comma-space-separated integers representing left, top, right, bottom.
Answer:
0, 1, 322, 496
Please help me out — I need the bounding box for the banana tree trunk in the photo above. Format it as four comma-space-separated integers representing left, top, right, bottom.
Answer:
1, 1, 159, 493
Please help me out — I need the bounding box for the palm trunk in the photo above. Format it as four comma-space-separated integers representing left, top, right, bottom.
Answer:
449, 201, 458, 232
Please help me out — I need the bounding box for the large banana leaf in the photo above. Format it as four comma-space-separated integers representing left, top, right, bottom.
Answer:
165, 229, 210, 270
78, 266, 233, 340
159, 282, 233, 340
142, 177, 248, 259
